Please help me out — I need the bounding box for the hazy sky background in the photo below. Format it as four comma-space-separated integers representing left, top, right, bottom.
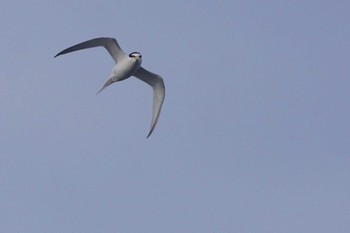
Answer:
1, 1, 349, 232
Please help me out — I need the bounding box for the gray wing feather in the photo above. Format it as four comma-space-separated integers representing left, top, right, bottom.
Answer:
134, 67, 165, 138
54, 37, 125, 63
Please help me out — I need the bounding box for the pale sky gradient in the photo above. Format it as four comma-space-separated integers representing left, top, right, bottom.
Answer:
1, 1, 349, 233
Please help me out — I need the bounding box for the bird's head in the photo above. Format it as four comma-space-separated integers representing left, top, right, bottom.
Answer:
129, 52, 142, 62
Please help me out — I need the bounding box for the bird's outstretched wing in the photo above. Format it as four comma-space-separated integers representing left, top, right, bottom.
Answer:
134, 67, 165, 138
54, 37, 126, 63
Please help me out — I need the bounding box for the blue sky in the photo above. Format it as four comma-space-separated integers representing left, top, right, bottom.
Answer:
0, 1, 349, 232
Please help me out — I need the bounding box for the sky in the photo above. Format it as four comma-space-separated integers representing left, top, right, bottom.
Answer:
0, 1, 349, 232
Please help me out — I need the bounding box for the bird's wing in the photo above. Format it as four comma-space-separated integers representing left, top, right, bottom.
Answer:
133, 67, 165, 138
54, 37, 126, 63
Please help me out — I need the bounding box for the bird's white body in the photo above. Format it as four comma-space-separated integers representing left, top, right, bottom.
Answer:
97, 52, 143, 94
110, 56, 141, 82
54, 37, 165, 138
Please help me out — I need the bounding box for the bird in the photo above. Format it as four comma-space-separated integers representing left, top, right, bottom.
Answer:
54, 37, 165, 138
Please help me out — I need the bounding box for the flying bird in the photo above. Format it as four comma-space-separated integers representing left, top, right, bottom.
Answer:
54, 37, 165, 138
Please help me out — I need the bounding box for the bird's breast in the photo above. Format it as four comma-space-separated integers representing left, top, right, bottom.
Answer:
112, 58, 141, 81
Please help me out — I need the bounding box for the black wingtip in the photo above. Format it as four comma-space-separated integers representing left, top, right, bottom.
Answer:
146, 130, 153, 139
54, 52, 62, 58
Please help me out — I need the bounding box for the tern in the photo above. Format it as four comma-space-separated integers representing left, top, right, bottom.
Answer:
54, 37, 165, 138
